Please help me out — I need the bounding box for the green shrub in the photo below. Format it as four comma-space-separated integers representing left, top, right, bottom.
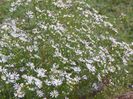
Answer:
0, 0, 132, 98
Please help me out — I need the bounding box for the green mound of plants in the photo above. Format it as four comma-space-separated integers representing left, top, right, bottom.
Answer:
0, 0, 133, 98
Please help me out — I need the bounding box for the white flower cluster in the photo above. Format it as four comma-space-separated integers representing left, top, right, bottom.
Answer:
0, 0, 132, 98
53, 0, 73, 9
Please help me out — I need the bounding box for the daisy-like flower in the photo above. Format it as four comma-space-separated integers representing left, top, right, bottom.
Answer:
51, 79, 63, 86
14, 90, 25, 98
71, 67, 81, 73
86, 63, 96, 73
0, 54, 9, 63
36, 90, 44, 97
26, 11, 34, 18
34, 78, 42, 88
36, 68, 47, 78
50, 90, 59, 98
14, 83, 25, 98
6, 72, 20, 83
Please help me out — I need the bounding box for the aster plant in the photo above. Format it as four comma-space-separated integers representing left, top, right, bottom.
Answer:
0, 0, 133, 98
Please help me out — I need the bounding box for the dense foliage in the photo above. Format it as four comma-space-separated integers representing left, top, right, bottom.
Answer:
0, 0, 133, 98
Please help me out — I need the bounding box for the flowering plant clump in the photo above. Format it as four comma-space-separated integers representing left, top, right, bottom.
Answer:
0, 0, 133, 98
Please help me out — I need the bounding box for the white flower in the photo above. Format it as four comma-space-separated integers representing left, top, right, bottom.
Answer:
36, 90, 44, 97
35, 7, 43, 13
65, 97, 69, 99
37, 21, 47, 30
71, 67, 81, 73
6, 72, 19, 83
36, 68, 46, 78
14, 83, 21, 90
50, 90, 59, 98
22, 75, 34, 84
75, 49, 82, 55
9, 2, 17, 12
14, 83, 25, 98
1, 24, 9, 30
86, 63, 96, 72
51, 79, 63, 86
53, 0, 72, 8
26, 11, 34, 18
34, 78, 42, 88
82, 75, 87, 80
26, 62, 35, 69
73, 76, 81, 83
92, 83, 99, 90
44, 79, 51, 86
1, 75, 6, 80
0, 54, 9, 63
108, 66, 116, 73
14, 91, 25, 98
50, 23, 66, 33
